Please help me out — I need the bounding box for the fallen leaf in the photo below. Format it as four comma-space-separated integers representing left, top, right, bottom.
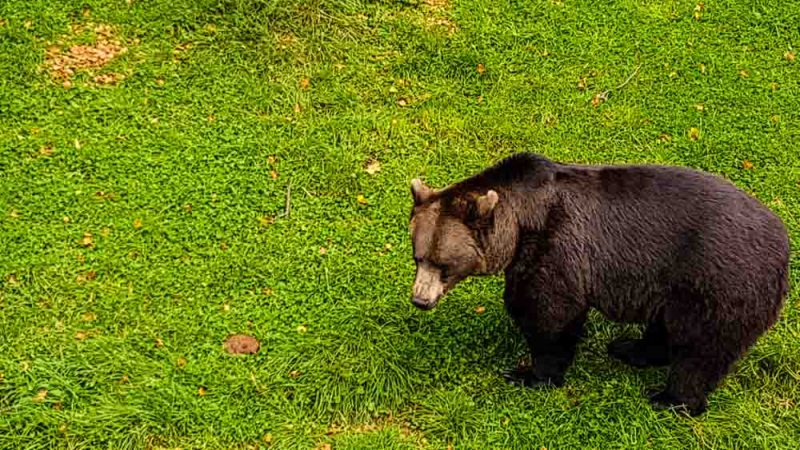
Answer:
75, 331, 88, 340
133, 218, 142, 229
58, 423, 67, 433
52, 401, 63, 410
262, 288, 274, 296
397, 98, 408, 107
474, 306, 486, 314
177, 356, 187, 367
81, 312, 96, 322
699, 63, 706, 74
770, 82, 780, 91
33, 389, 48, 403
267, 155, 277, 165
770, 114, 780, 124
39, 145, 53, 156
694, 103, 705, 112
119, 374, 130, 384
356, 194, 368, 205
80, 233, 94, 248
155, 78, 165, 86
9, 209, 19, 219
198, 386, 207, 396
63, 216, 70, 223
316, 443, 331, 450
289, 370, 302, 378
100, 227, 111, 237
577, 77, 587, 91
384, 243, 393, 250
688, 127, 700, 141
476, 63, 485, 74
270, 170, 278, 180
224, 335, 260, 355
319, 247, 328, 255
300, 77, 310, 90
591, 93, 604, 108
94, 72, 125, 85
739, 70, 749, 78
263, 434, 273, 444
6, 274, 18, 285
658, 133, 672, 143
293, 103, 301, 113
785, 51, 796, 62
259, 216, 274, 227
742, 160, 754, 170
155, 338, 164, 348
296, 325, 308, 333
365, 159, 381, 175
207, 114, 215, 122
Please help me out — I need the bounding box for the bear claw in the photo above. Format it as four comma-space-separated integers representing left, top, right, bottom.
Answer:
501, 367, 563, 388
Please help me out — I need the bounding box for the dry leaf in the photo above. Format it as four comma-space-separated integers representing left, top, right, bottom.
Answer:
296, 325, 308, 333
784, 51, 796, 62
33, 389, 48, 403
770, 82, 780, 91
207, 114, 215, 122
591, 93, 604, 108
688, 128, 700, 141
365, 159, 381, 175
155, 78, 165, 86
476, 63, 485, 74
177, 356, 188, 367
74, 139, 81, 149
119, 374, 129, 384
133, 218, 142, 229
319, 247, 328, 255
9, 209, 19, 219
577, 77, 587, 91
224, 335, 260, 355
293, 103, 301, 113
742, 160, 754, 170
39, 145, 53, 156
7, 274, 19, 285
356, 194, 368, 205
658, 133, 672, 142
53, 401, 63, 410
739, 70, 749, 78
397, 98, 408, 107
770, 114, 780, 124
94, 72, 125, 85
80, 232, 94, 247
270, 170, 278, 180
698, 63, 706, 74
316, 444, 331, 450
300, 77, 310, 90
198, 386, 207, 396
289, 370, 302, 379
263, 434, 273, 444
474, 306, 486, 314
75, 331, 88, 340
267, 155, 276, 165
694, 103, 705, 112
63, 216, 71, 224
155, 338, 164, 348
82, 312, 96, 322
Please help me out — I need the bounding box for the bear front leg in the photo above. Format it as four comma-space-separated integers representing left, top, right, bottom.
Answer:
503, 315, 586, 388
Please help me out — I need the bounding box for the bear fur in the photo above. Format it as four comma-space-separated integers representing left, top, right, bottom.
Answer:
408, 152, 790, 415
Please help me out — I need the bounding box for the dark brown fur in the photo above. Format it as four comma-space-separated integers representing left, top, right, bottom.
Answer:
409, 152, 790, 415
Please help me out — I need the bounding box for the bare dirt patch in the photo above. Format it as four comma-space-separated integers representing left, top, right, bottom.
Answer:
44, 23, 128, 87
224, 334, 261, 354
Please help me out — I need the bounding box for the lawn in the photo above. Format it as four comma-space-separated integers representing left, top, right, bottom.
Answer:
1, 0, 799, 448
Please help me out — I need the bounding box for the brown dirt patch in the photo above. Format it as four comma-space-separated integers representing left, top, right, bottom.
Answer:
224, 334, 261, 354
44, 23, 128, 87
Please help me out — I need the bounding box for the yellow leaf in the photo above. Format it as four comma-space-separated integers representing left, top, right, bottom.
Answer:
300, 77, 310, 90
296, 325, 308, 333
784, 51, 796, 62
356, 194, 368, 205
688, 128, 700, 141
198, 386, 207, 396
474, 306, 486, 314
81, 312, 96, 322
476, 63, 485, 74
133, 218, 142, 229
33, 389, 48, 403
319, 247, 328, 255
742, 160, 754, 170
177, 356, 188, 367
80, 233, 94, 247
289, 370, 302, 378
365, 159, 381, 175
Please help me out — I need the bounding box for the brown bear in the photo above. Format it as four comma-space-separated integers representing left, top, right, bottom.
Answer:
408, 152, 790, 415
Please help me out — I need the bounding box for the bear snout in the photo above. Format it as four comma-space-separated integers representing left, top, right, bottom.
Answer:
411, 296, 438, 310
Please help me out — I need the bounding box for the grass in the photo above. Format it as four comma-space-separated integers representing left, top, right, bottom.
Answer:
1, 0, 799, 448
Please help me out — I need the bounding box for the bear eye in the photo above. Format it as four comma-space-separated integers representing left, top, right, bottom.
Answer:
439, 265, 450, 279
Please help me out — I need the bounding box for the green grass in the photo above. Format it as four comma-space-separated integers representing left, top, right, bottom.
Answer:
1, 0, 799, 448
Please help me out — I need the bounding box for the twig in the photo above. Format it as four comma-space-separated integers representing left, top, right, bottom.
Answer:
592, 64, 642, 104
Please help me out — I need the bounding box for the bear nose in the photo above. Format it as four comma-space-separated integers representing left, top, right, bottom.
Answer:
411, 296, 436, 311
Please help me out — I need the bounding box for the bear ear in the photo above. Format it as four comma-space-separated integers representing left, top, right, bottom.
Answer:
411, 178, 433, 205
476, 190, 499, 217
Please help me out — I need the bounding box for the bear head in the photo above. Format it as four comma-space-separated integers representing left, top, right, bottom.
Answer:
408, 178, 501, 310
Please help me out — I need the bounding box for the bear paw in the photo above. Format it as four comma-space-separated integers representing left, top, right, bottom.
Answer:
648, 390, 707, 416
501, 367, 564, 389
